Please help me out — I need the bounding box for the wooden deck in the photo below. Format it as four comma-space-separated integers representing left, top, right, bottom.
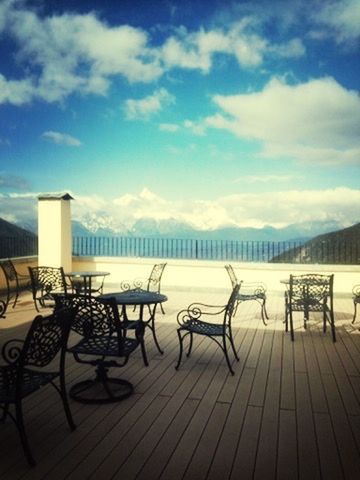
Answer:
1, 288, 360, 479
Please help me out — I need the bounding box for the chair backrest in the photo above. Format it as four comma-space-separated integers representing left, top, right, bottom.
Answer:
225, 264, 238, 289
0, 259, 18, 285
289, 274, 333, 304
18, 307, 75, 369
147, 263, 167, 293
225, 283, 241, 324
29, 266, 67, 294
53, 294, 121, 338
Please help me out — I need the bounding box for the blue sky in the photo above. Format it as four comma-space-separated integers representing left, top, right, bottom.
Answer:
0, 0, 359, 233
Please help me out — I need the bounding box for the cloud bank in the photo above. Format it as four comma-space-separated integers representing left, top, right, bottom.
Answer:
1, 0, 357, 106
1, 187, 359, 232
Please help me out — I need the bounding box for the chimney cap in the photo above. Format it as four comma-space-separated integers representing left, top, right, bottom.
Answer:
38, 192, 74, 201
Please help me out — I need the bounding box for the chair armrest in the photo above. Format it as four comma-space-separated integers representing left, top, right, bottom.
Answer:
240, 282, 267, 295
1, 339, 24, 364
177, 303, 226, 326
352, 285, 360, 296
120, 278, 145, 291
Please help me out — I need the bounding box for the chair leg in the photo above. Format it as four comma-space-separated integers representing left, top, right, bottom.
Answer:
261, 299, 268, 326
175, 329, 184, 370
222, 337, 235, 375
15, 400, 36, 466
227, 327, 239, 361
140, 338, 149, 366
58, 373, 76, 431
352, 301, 357, 324
186, 331, 193, 357
329, 310, 336, 342
289, 310, 294, 341
32, 294, 40, 312
12, 289, 20, 309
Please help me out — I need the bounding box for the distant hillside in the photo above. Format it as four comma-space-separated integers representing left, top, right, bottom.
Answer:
0, 218, 36, 237
270, 222, 360, 264
0, 218, 36, 258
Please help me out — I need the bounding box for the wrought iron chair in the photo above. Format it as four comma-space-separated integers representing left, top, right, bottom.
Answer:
121, 262, 167, 314
28, 266, 67, 312
352, 284, 360, 324
175, 283, 240, 375
225, 264, 268, 325
0, 307, 76, 466
53, 294, 145, 404
285, 273, 336, 342
0, 259, 31, 310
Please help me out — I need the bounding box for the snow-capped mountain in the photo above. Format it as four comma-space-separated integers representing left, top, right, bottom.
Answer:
16, 213, 346, 242
70, 216, 345, 242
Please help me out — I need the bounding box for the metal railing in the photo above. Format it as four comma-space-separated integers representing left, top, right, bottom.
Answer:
1, 235, 359, 264
0, 236, 38, 259
72, 236, 360, 265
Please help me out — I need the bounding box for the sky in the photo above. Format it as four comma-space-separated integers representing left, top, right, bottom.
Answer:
0, 0, 359, 233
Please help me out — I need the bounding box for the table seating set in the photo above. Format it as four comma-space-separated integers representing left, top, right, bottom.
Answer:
1, 259, 359, 466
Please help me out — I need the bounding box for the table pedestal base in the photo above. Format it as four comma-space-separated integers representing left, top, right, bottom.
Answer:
70, 368, 133, 404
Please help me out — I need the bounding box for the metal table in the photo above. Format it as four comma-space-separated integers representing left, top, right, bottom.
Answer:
100, 289, 168, 357
66, 271, 109, 295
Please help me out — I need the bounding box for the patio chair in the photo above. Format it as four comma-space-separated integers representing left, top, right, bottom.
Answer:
285, 273, 336, 342
121, 262, 167, 314
53, 294, 145, 403
0, 259, 31, 310
28, 266, 67, 312
175, 283, 240, 375
352, 284, 360, 324
0, 307, 76, 466
225, 264, 268, 325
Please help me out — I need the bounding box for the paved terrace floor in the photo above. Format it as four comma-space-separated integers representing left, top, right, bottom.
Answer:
0, 287, 360, 480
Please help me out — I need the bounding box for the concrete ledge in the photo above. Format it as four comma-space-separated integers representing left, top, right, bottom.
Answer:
72, 256, 360, 294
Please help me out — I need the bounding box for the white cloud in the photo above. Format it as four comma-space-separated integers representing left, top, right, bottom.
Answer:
237, 174, 301, 184
206, 76, 360, 165
2, 187, 360, 232
315, 0, 360, 44
269, 38, 305, 58
41, 131, 82, 147
161, 28, 230, 72
0, 2, 163, 105
124, 88, 175, 120
0, 74, 34, 105
0, 1, 310, 106
159, 123, 180, 132
183, 120, 206, 136
67, 187, 360, 231
161, 21, 305, 72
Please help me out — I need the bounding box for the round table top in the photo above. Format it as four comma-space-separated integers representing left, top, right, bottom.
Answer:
100, 288, 167, 305
66, 271, 110, 278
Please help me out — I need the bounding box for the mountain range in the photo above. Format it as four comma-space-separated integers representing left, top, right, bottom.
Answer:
1, 216, 359, 264
14, 215, 347, 243
0, 214, 357, 245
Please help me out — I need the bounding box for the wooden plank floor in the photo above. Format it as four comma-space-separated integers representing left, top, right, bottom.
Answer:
1, 288, 360, 479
